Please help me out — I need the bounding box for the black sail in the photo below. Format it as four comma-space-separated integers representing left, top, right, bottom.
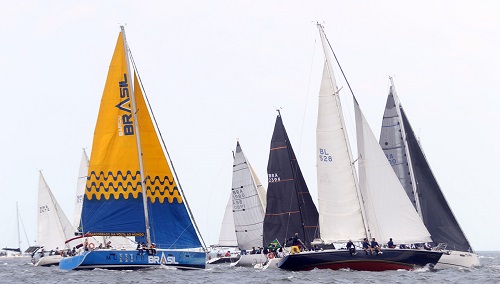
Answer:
400, 108, 473, 252
263, 114, 319, 248
380, 89, 473, 253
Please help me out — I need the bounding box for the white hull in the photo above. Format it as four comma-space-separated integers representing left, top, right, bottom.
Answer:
34, 255, 63, 267
261, 257, 280, 270
232, 254, 267, 267
435, 250, 480, 269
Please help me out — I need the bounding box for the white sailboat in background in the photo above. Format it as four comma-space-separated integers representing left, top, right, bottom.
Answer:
278, 23, 442, 271
32, 171, 75, 266
379, 78, 480, 268
1, 202, 30, 257
207, 194, 239, 264
231, 141, 268, 267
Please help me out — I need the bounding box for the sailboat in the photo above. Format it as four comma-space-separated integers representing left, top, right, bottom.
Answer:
1, 203, 30, 257
59, 26, 206, 270
230, 141, 268, 267
379, 78, 480, 268
207, 194, 240, 264
277, 24, 443, 271
264, 112, 320, 268
32, 171, 75, 266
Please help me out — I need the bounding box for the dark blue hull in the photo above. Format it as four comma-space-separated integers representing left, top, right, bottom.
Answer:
278, 249, 442, 271
59, 249, 206, 270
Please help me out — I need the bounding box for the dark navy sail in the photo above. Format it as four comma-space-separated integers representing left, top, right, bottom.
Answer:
263, 114, 319, 248
380, 88, 473, 253
400, 107, 473, 252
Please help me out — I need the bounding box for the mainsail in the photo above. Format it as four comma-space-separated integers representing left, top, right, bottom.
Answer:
263, 113, 319, 247
81, 28, 202, 250
380, 81, 474, 252
38, 172, 75, 250
231, 141, 267, 250
316, 27, 367, 243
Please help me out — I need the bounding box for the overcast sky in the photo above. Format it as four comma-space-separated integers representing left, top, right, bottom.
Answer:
1, 1, 498, 251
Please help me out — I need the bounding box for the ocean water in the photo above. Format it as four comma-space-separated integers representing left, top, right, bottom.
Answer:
1, 251, 498, 284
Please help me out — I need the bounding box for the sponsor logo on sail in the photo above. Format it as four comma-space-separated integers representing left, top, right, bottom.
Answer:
116, 73, 134, 136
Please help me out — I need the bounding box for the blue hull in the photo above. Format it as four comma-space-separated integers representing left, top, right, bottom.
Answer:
59, 249, 206, 270
278, 249, 443, 271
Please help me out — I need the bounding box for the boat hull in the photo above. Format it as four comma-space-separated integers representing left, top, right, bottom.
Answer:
59, 249, 206, 270
278, 249, 443, 271
232, 253, 267, 267
33, 255, 62, 266
206, 255, 240, 264
262, 257, 281, 270
435, 250, 480, 269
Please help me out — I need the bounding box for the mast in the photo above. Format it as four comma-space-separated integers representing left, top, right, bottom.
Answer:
389, 77, 423, 217
16, 202, 20, 251
316, 23, 371, 239
120, 25, 151, 246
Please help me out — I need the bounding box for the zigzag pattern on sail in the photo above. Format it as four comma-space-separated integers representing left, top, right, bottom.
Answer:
86, 170, 182, 203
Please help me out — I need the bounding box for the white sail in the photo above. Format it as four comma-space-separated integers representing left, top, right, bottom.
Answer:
316, 27, 367, 243
354, 100, 432, 244
231, 142, 267, 250
217, 194, 238, 247
37, 172, 75, 250
73, 149, 88, 230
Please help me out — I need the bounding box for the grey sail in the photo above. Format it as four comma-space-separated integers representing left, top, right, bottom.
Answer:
380, 87, 474, 253
379, 90, 417, 208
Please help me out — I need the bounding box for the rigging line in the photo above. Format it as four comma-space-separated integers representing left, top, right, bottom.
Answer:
321, 26, 356, 100
129, 50, 208, 251
18, 210, 31, 247
297, 34, 317, 157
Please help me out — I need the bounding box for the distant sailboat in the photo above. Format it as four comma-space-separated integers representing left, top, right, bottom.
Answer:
59, 26, 206, 270
1, 202, 30, 257
230, 141, 267, 267
379, 78, 480, 268
207, 194, 239, 264
32, 171, 75, 266
278, 23, 442, 271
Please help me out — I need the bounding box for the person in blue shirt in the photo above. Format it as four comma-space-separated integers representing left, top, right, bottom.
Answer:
387, 238, 395, 248
346, 239, 356, 256
362, 238, 370, 255
371, 238, 382, 254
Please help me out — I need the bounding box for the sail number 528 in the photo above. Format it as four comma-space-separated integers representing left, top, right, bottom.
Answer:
319, 148, 332, 162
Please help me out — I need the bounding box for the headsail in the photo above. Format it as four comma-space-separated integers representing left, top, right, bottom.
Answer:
82, 29, 202, 249
380, 81, 474, 252
354, 100, 432, 244
263, 113, 319, 247
231, 141, 267, 250
73, 149, 89, 231
38, 172, 75, 250
217, 195, 238, 247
